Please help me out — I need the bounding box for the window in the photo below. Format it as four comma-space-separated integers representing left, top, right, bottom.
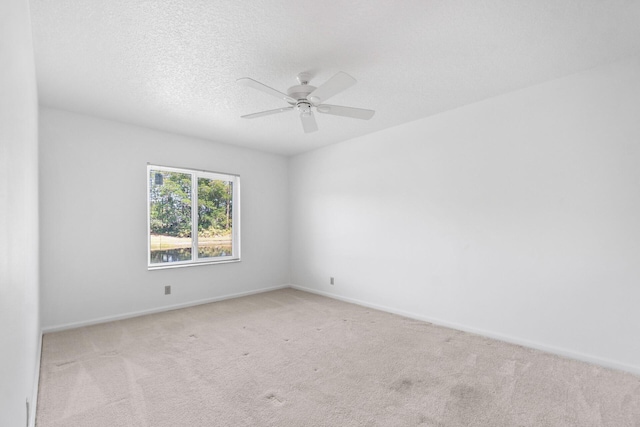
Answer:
147, 164, 240, 269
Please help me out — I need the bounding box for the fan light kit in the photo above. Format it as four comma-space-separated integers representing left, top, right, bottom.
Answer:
237, 71, 375, 133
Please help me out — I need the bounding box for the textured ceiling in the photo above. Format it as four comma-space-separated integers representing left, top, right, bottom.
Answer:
30, 0, 640, 156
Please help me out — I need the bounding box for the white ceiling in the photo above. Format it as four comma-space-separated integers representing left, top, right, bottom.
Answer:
30, 0, 640, 156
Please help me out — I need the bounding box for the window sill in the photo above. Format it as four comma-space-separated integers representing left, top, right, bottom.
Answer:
148, 258, 241, 271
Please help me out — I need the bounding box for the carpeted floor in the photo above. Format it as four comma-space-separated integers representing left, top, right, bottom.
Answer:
36, 288, 640, 426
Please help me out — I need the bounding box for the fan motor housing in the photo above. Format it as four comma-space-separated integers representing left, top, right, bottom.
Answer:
296, 101, 312, 114
287, 84, 316, 103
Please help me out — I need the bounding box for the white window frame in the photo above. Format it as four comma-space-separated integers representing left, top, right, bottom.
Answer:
147, 164, 241, 270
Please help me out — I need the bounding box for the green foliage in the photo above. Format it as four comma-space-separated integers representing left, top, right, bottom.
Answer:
149, 171, 192, 237
149, 170, 233, 238
197, 177, 233, 237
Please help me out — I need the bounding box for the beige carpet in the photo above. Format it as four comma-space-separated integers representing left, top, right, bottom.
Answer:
37, 289, 640, 426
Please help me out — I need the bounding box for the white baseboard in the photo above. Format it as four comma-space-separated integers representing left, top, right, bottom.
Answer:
290, 284, 640, 376
29, 331, 42, 427
42, 285, 290, 333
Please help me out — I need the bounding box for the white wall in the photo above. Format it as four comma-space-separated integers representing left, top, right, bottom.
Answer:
0, 0, 41, 425
290, 56, 640, 374
39, 108, 289, 329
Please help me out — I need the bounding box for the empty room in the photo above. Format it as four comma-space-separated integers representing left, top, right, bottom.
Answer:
2, 0, 640, 426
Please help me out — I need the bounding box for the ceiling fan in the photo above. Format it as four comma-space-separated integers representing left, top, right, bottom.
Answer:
237, 71, 375, 133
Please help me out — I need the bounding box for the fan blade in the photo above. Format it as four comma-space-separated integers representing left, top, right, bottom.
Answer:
241, 106, 294, 119
300, 112, 318, 133
237, 77, 296, 104
307, 72, 356, 105
316, 104, 375, 120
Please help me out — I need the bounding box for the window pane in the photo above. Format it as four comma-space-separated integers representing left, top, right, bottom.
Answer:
197, 177, 233, 258
149, 170, 192, 264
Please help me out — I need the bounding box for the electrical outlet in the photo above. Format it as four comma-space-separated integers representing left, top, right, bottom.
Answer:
164, 285, 171, 295
330, 277, 335, 285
